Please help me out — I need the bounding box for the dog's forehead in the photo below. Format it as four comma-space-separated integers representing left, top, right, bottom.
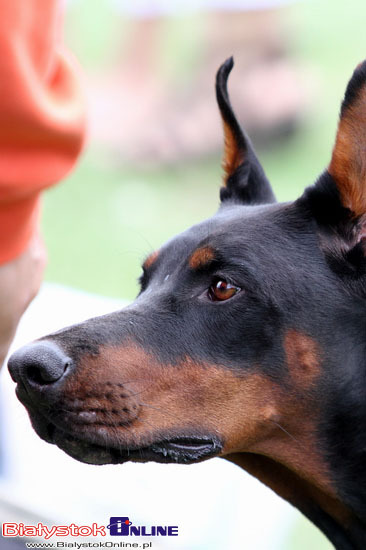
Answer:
161, 201, 294, 259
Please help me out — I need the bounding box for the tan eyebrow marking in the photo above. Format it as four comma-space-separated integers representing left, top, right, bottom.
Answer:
143, 250, 160, 270
188, 246, 215, 270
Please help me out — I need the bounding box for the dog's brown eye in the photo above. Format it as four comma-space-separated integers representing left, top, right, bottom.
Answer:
208, 279, 240, 301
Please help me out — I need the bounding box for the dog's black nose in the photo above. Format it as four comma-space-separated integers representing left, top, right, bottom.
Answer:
8, 341, 72, 387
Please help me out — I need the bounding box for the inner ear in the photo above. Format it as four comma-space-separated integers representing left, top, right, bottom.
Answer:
328, 61, 366, 218
216, 57, 276, 206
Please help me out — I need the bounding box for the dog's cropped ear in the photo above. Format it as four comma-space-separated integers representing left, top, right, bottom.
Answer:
216, 57, 276, 206
301, 61, 366, 287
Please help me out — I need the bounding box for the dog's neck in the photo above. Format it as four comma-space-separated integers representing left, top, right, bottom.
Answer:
226, 452, 366, 549
226, 454, 347, 541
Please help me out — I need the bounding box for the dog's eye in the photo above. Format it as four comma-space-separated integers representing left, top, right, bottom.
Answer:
208, 279, 241, 301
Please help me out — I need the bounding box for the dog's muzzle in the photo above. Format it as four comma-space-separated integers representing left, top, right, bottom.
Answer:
7, 340, 222, 466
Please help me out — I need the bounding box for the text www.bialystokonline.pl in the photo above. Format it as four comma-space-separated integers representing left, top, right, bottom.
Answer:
24, 543, 154, 549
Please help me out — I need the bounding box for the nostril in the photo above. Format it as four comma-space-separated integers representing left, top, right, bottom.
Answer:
26, 365, 48, 385
26, 359, 71, 386
8, 341, 72, 387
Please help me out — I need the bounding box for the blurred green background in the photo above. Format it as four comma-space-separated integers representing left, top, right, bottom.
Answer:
40, 1, 366, 547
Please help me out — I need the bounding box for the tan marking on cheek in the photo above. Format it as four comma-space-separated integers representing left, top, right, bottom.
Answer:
222, 121, 245, 185
64, 342, 345, 527
329, 88, 366, 217
284, 329, 321, 389
143, 250, 160, 270
188, 246, 215, 270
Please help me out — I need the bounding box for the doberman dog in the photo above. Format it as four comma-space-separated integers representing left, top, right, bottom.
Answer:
8, 58, 366, 549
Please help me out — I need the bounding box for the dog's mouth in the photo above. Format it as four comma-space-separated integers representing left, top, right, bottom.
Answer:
24, 404, 222, 466
52, 428, 221, 465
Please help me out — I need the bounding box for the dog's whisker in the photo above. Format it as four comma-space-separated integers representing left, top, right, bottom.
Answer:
270, 420, 301, 446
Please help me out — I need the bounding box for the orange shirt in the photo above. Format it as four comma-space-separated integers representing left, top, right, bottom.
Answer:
0, 0, 86, 264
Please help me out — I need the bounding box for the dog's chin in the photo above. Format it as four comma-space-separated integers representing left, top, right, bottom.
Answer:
52, 426, 122, 465
27, 409, 222, 466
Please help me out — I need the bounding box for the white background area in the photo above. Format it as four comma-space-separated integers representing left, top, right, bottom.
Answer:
0, 284, 297, 549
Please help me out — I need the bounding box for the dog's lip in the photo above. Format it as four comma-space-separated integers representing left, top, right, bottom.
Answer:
48, 423, 222, 465
149, 436, 221, 461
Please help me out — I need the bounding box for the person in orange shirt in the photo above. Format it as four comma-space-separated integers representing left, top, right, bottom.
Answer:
0, 0, 86, 365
